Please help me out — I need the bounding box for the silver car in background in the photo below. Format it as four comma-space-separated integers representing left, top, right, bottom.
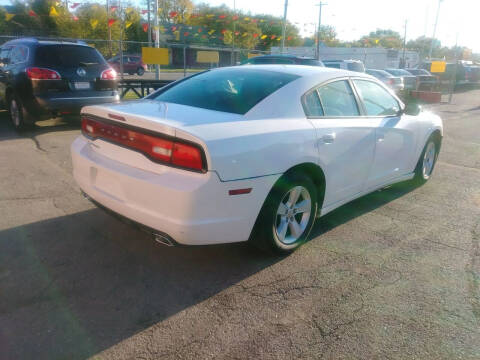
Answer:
384, 69, 417, 90
366, 69, 404, 92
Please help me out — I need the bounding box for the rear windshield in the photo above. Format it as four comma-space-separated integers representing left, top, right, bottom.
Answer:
324, 63, 341, 69
347, 62, 365, 72
35, 45, 105, 67
408, 69, 430, 75
387, 69, 411, 76
151, 69, 299, 114
299, 59, 324, 67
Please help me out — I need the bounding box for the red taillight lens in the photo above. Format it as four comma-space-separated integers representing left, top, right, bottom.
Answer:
26, 67, 61, 80
388, 78, 394, 85
81, 117, 205, 171
172, 142, 204, 171
101, 68, 117, 80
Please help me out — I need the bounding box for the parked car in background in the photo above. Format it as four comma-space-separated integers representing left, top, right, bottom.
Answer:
72, 65, 443, 254
405, 68, 438, 90
0, 38, 119, 131
366, 69, 404, 92
384, 69, 417, 90
322, 59, 365, 73
108, 55, 147, 76
419, 61, 480, 85
242, 55, 324, 66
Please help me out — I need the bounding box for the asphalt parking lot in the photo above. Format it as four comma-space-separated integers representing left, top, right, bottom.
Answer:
0, 90, 479, 360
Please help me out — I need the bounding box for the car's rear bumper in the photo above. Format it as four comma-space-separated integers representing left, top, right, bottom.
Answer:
71, 135, 279, 246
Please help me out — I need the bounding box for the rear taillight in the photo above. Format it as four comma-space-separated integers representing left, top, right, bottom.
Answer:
388, 78, 394, 85
100, 68, 117, 80
26, 67, 61, 80
81, 117, 205, 171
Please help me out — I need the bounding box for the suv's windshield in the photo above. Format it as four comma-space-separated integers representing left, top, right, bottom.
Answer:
151, 69, 299, 114
35, 45, 105, 67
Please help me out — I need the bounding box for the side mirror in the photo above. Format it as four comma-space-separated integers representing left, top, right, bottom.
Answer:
403, 102, 422, 116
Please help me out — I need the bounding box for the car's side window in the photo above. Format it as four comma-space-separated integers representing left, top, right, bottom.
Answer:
317, 80, 360, 116
303, 90, 324, 117
9, 46, 28, 64
353, 79, 400, 116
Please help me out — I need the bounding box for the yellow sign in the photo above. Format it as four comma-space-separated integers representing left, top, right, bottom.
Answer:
430, 61, 446, 73
142, 47, 169, 65
196, 51, 219, 63
248, 53, 261, 59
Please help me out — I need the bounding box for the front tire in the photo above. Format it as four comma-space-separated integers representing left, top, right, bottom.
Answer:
414, 137, 438, 184
251, 173, 318, 254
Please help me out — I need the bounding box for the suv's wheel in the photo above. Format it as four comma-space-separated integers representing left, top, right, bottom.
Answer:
9, 96, 30, 131
136, 67, 145, 76
251, 173, 318, 254
414, 136, 438, 184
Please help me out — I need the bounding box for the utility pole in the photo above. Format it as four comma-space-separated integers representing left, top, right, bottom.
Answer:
428, 0, 443, 59
280, 0, 288, 53
154, 0, 160, 79
448, 33, 459, 104
316, 2, 327, 60
402, 19, 407, 68
231, 0, 236, 65
147, 0, 152, 47
119, 0, 123, 80
107, 0, 112, 56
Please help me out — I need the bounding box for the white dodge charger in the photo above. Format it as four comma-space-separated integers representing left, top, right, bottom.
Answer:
71, 65, 443, 253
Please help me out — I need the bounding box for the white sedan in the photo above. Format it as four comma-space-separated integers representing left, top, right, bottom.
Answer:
71, 65, 443, 253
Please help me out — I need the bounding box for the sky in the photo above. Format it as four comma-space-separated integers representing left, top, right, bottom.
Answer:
196, 0, 480, 52
1, 0, 478, 52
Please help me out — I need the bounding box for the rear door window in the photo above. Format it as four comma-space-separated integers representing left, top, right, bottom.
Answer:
303, 90, 324, 117
151, 68, 299, 114
347, 62, 365, 72
317, 80, 360, 116
0, 47, 12, 67
35, 45, 105, 67
353, 80, 400, 116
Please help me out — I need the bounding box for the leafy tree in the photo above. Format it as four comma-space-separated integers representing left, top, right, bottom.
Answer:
359, 29, 403, 48
303, 25, 338, 47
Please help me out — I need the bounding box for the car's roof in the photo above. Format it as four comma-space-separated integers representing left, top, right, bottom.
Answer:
250, 54, 317, 60
3, 38, 89, 47
323, 59, 362, 63
225, 64, 364, 78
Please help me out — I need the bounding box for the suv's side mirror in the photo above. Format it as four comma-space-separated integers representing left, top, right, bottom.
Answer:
403, 102, 422, 116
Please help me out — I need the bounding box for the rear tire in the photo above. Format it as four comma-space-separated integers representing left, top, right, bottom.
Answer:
137, 67, 145, 76
8, 96, 31, 132
250, 173, 318, 254
413, 137, 438, 184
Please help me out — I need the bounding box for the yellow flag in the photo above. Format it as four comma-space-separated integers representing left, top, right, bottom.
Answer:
208, 29, 215, 35
276, 36, 282, 41
125, 7, 134, 14
244, 17, 250, 21
5, 13, 15, 21
242, 32, 248, 37
375, 39, 380, 44
261, 35, 267, 39
125, 21, 132, 29
49, 6, 58, 16
90, 19, 99, 29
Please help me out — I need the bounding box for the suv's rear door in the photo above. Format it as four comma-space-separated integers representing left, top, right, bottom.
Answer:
0, 46, 12, 105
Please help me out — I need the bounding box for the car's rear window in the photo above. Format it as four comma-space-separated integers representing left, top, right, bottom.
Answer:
324, 63, 341, 69
300, 59, 324, 66
347, 62, 365, 72
35, 45, 105, 67
151, 69, 299, 114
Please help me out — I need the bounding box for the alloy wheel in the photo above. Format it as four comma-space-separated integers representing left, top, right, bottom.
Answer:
274, 186, 312, 245
422, 141, 436, 178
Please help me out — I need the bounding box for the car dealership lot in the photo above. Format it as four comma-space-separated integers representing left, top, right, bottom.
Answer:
0, 90, 479, 359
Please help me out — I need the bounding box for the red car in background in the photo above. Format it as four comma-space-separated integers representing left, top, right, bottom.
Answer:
108, 55, 147, 76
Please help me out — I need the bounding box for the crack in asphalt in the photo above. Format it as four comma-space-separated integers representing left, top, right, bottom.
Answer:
467, 221, 480, 322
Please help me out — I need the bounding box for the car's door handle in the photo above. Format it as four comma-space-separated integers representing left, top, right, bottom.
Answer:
377, 134, 385, 142
321, 133, 336, 144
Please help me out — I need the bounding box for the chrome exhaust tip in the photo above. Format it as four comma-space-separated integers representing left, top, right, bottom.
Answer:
153, 233, 174, 247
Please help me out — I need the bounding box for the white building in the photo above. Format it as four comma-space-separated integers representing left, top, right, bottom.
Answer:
271, 46, 420, 69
